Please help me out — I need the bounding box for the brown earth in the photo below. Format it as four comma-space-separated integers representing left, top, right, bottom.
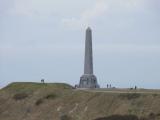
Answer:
0, 82, 160, 120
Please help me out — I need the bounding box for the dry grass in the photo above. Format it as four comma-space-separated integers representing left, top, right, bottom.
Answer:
0, 82, 160, 120
13, 92, 28, 100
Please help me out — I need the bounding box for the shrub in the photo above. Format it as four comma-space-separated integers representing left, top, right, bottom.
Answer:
13, 93, 28, 100
60, 114, 71, 120
35, 93, 57, 106
45, 94, 57, 99
148, 112, 156, 119
156, 113, 160, 116
94, 115, 139, 120
35, 98, 43, 106
152, 94, 158, 97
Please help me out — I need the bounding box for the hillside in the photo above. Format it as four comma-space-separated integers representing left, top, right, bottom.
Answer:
0, 82, 160, 120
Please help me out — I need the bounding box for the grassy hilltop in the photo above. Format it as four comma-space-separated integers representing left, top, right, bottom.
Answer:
0, 82, 160, 120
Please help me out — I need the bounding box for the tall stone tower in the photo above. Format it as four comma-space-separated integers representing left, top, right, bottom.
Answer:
79, 27, 99, 88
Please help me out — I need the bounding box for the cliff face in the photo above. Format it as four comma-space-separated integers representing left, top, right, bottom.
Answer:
0, 82, 160, 120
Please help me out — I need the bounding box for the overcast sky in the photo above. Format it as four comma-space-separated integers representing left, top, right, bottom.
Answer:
0, 0, 160, 88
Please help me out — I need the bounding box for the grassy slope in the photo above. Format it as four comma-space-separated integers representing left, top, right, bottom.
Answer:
0, 82, 160, 120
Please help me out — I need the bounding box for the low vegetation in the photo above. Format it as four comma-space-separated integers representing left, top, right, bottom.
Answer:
60, 114, 72, 120
35, 93, 58, 106
13, 92, 28, 100
35, 98, 44, 106
0, 82, 160, 120
45, 93, 57, 99
94, 115, 139, 120
118, 93, 141, 100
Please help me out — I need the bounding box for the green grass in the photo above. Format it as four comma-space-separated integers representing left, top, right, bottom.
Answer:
3, 82, 72, 93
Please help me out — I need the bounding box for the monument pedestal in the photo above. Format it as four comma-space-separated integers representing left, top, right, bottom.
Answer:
79, 74, 99, 88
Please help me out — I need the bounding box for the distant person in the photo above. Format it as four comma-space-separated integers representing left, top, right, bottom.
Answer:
109, 84, 111, 88
107, 84, 109, 88
41, 79, 44, 83
135, 86, 137, 90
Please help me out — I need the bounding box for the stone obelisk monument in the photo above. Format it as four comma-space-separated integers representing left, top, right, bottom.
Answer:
79, 27, 99, 88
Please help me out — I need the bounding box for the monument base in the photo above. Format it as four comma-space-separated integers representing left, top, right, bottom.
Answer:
79, 74, 99, 88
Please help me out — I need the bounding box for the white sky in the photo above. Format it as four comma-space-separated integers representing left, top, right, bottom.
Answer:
0, 0, 160, 88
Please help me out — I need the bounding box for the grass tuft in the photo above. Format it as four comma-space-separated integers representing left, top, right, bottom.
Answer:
35, 98, 44, 106
45, 94, 57, 99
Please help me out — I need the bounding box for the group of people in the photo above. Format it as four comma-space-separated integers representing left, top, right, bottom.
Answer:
130, 86, 138, 90
41, 79, 45, 83
106, 84, 112, 88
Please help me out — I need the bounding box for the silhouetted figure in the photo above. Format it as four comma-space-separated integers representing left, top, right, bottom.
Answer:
135, 86, 137, 90
109, 84, 111, 88
107, 84, 109, 88
41, 79, 44, 83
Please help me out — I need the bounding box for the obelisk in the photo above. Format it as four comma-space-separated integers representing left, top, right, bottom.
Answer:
79, 27, 99, 88
84, 27, 93, 74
